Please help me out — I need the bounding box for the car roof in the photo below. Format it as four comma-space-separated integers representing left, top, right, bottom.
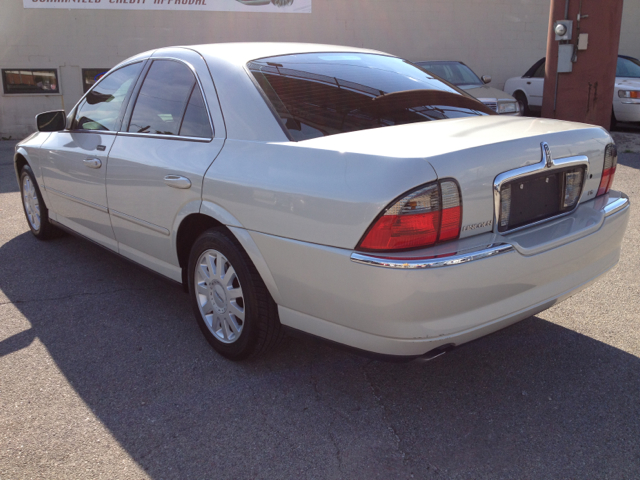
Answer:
175, 42, 388, 66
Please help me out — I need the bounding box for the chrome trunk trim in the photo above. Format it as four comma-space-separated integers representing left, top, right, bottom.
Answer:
350, 243, 514, 269
493, 142, 589, 234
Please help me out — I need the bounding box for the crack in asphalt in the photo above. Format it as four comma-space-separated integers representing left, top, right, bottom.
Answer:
0, 287, 159, 307
362, 362, 409, 463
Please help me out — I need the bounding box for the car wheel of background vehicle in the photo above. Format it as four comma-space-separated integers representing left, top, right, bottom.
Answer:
19, 165, 60, 240
514, 92, 530, 116
188, 228, 284, 360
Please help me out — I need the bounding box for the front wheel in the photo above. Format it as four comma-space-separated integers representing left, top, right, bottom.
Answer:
514, 92, 530, 117
188, 228, 284, 360
19, 165, 59, 240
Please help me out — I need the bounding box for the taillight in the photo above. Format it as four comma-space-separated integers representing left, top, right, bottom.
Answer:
357, 179, 462, 252
597, 143, 618, 197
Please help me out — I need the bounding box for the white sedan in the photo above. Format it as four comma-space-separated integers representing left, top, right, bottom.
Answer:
14, 43, 630, 361
504, 55, 640, 123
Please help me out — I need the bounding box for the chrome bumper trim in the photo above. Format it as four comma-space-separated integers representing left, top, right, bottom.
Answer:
603, 194, 630, 217
350, 243, 514, 269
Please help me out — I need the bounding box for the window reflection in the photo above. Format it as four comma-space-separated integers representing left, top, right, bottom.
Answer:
73, 63, 142, 131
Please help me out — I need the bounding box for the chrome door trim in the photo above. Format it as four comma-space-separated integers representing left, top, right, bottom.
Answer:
164, 175, 192, 189
45, 186, 109, 213
110, 209, 171, 236
117, 131, 212, 143
350, 243, 514, 269
493, 142, 589, 234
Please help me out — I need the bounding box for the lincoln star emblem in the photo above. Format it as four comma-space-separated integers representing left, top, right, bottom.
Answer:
541, 142, 553, 168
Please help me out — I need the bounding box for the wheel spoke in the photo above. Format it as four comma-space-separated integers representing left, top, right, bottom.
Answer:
200, 297, 214, 315
197, 283, 209, 297
227, 287, 243, 300
198, 264, 210, 282
226, 314, 240, 334
216, 252, 225, 280
222, 318, 232, 341
204, 313, 214, 329
206, 253, 216, 279
229, 301, 245, 321
222, 265, 236, 287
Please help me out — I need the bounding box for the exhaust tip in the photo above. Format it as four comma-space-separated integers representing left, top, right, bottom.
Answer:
415, 343, 455, 363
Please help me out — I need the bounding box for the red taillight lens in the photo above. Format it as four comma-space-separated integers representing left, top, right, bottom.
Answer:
358, 180, 462, 252
597, 144, 618, 197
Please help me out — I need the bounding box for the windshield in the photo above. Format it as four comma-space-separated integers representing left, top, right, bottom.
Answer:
416, 61, 484, 87
248, 53, 491, 141
617, 57, 640, 78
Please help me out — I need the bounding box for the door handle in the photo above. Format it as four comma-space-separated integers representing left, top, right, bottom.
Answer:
527, 81, 532, 85
83, 158, 102, 169
164, 175, 192, 189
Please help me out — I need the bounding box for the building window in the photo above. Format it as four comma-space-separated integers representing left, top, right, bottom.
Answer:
2, 69, 59, 94
82, 68, 110, 93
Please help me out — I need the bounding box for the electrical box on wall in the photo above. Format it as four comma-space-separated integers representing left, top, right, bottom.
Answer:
554, 20, 573, 41
578, 33, 589, 50
558, 44, 574, 72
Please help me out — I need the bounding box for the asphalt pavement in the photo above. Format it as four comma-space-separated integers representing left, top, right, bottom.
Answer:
1, 128, 639, 480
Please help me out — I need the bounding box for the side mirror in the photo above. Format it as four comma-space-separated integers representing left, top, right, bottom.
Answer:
481, 75, 492, 85
36, 110, 66, 132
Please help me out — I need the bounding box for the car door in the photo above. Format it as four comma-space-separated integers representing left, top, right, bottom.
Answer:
525, 61, 545, 108
39, 62, 144, 250
106, 55, 224, 281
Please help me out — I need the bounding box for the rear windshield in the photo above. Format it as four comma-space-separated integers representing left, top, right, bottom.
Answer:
248, 53, 493, 141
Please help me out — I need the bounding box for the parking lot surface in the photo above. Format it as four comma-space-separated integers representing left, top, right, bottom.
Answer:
1, 128, 639, 479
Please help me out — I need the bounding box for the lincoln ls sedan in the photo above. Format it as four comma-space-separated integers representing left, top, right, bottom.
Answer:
15, 43, 630, 360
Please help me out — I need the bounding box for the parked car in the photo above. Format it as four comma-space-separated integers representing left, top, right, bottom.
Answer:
504, 55, 640, 122
15, 43, 630, 361
416, 60, 520, 115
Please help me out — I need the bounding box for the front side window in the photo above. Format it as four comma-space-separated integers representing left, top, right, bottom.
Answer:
248, 53, 491, 141
533, 62, 546, 78
616, 57, 640, 78
417, 62, 483, 87
128, 60, 212, 138
2, 69, 59, 94
72, 62, 143, 131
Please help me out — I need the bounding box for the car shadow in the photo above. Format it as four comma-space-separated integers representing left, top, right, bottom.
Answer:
0, 141, 20, 194
1, 231, 639, 478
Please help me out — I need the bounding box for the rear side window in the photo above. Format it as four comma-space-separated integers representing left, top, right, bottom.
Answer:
248, 53, 492, 141
128, 60, 212, 138
72, 62, 142, 131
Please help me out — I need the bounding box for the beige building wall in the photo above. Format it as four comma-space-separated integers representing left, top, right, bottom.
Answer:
1, 0, 637, 138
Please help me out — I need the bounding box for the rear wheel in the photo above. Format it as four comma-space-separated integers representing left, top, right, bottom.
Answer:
188, 228, 284, 360
19, 165, 59, 240
514, 92, 530, 117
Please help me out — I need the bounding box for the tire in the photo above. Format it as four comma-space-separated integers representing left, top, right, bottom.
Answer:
187, 228, 284, 360
19, 165, 59, 240
514, 92, 530, 117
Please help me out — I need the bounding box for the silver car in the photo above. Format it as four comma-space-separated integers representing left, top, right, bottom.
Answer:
416, 60, 520, 115
14, 43, 630, 361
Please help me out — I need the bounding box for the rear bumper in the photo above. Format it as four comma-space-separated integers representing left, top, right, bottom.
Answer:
251, 192, 630, 356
